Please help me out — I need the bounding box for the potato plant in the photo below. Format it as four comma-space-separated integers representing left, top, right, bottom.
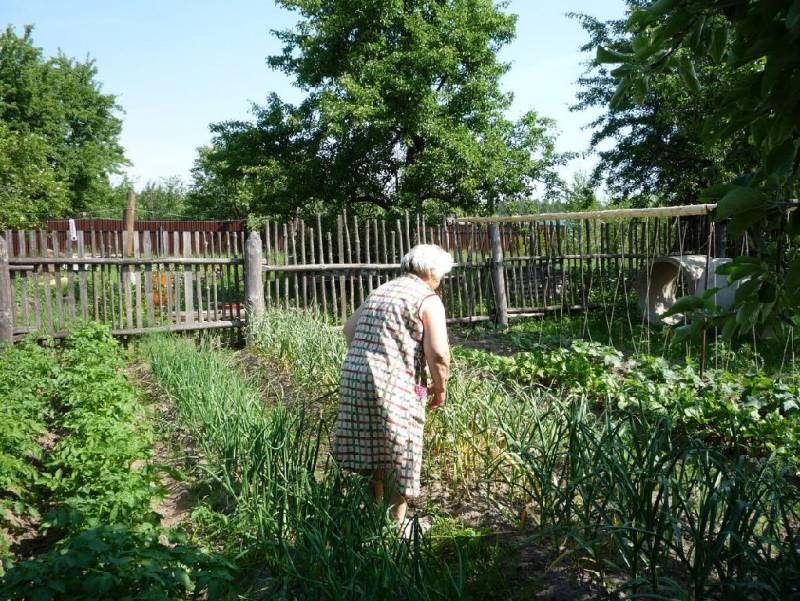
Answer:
0, 324, 233, 598
0, 340, 58, 556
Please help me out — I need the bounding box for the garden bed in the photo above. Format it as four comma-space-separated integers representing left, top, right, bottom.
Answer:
2, 311, 798, 599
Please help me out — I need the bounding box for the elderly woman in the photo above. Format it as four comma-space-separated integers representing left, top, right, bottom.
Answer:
332, 244, 453, 527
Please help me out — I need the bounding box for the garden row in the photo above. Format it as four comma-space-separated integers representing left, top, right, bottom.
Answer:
138, 333, 509, 599
0, 325, 232, 598
247, 309, 800, 600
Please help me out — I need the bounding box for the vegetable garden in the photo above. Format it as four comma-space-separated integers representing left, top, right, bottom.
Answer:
2, 298, 798, 599
2, 0, 799, 597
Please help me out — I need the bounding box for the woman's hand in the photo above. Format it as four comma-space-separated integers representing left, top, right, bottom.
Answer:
343, 304, 364, 347
428, 389, 446, 411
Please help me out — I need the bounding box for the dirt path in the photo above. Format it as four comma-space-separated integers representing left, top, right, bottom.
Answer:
127, 363, 196, 532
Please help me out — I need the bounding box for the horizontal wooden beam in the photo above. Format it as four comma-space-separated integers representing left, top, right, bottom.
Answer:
446, 315, 493, 324
263, 262, 402, 273
507, 303, 599, 314
8, 257, 243, 266
262, 262, 495, 273
503, 253, 648, 262
13, 319, 244, 339
453, 204, 716, 224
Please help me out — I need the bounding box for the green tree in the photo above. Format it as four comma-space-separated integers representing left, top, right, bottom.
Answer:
136, 176, 188, 219
571, 6, 759, 206
89, 176, 189, 220
0, 25, 126, 221
564, 170, 600, 211
0, 122, 69, 229
190, 0, 570, 219
598, 0, 800, 339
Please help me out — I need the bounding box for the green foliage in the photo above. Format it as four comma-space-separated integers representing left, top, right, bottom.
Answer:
497, 170, 601, 215
44, 323, 161, 529
0, 25, 126, 226
0, 323, 236, 597
189, 0, 571, 219
570, 6, 760, 206
0, 123, 69, 229
88, 176, 189, 220
0, 339, 58, 553
594, 1, 800, 339
455, 340, 800, 461
1, 525, 235, 600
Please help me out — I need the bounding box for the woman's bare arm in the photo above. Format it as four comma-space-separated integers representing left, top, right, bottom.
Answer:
343, 304, 363, 347
421, 295, 450, 408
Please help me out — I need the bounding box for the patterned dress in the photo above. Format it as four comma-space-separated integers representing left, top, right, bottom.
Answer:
332, 274, 436, 498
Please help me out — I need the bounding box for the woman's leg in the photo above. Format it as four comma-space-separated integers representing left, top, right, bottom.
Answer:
371, 468, 385, 503
365, 468, 407, 524
379, 469, 407, 524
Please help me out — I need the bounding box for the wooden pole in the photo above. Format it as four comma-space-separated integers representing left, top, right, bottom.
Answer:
125, 190, 136, 257
489, 224, 508, 328
0, 236, 12, 344
454, 204, 717, 224
122, 190, 136, 290
245, 231, 265, 327
337, 215, 347, 322
714, 220, 727, 258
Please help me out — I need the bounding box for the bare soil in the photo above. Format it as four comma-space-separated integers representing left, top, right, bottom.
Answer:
416, 479, 612, 600
127, 363, 196, 532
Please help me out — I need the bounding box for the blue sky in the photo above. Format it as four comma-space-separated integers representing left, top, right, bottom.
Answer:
4, 0, 627, 188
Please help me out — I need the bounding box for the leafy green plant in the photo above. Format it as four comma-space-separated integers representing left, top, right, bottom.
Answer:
0, 524, 234, 600
44, 323, 162, 530
0, 339, 59, 556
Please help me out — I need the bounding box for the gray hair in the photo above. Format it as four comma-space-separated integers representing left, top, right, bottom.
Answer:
400, 244, 454, 281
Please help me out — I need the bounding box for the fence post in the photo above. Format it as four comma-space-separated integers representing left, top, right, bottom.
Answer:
0, 236, 12, 344
714, 220, 727, 258
488, 223, 508, 328
245, 231, 265, 331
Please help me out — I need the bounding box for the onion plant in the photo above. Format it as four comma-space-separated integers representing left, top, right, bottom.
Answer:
140, 332, 475, 599
242, 309, 799, 599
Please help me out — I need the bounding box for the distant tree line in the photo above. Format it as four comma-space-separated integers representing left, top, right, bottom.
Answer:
7, 0, 789, 235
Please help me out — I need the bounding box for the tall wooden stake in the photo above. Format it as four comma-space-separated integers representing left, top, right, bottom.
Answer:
0, 236, 11, 344
245, 231, 265, 334
489, 223, 508, 328
125, 190, 136, 257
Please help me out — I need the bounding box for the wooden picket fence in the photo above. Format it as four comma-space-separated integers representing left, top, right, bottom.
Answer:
1, 230, 245, 340
250, 206, 722, 325
0, 205, 723, 343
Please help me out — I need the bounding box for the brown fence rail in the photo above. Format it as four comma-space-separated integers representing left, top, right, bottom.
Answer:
0, 205, 728, 342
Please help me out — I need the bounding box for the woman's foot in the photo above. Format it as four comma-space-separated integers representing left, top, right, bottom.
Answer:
398, 515, 432, 540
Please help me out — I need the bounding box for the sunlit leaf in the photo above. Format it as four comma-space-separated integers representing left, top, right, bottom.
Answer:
716, 186, 769, 219
597, 46, 634, 64
709, 26, 728, 63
